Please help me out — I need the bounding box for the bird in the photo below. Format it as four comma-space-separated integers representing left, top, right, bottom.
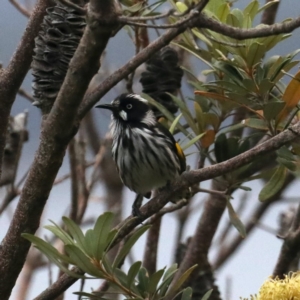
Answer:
96, 93, 186, 217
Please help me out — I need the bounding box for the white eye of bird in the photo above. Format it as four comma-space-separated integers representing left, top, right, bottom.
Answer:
126, 104, 133, 109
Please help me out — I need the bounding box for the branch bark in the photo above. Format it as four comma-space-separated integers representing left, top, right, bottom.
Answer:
0, 0, 53, 181
0, 1, 118, 298
35, 123, 300, 297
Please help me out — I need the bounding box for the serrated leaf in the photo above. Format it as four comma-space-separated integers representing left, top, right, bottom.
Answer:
167, 265, 197, 296
64, 245, 103, 277
201, 289, 213, 300
181, 287, 193, 300
169, 113, 183, 134
259, 165, 287, 201
93, 212, 115, 260
112, 226, 150, 269
62, 217, 86, 253
226, 200, 246, 238
127, 261, 142, 289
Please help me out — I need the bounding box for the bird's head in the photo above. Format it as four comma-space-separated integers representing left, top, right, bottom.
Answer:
96, 93, 156, 126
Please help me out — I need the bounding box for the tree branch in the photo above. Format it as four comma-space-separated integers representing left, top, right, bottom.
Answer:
0, 1, 118, 298
35, 122, 300, 297
197, 13, 300, 40
0, 0, 53, 185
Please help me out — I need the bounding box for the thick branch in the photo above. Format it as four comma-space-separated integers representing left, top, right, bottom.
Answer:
273, 203, 300, 278
0, 2, 118, 298
38, 123, 300, 296
78, 12, 202, 118
0, 0, 53, 181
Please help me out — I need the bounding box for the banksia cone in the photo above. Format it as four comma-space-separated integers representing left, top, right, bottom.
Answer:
140, 46, 183, 118
31, 0, 86, 114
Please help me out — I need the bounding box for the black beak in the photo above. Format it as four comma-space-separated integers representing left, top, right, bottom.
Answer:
95, 103, 116, 111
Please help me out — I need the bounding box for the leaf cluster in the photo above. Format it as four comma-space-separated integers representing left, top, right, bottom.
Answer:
22, 212, 196, 300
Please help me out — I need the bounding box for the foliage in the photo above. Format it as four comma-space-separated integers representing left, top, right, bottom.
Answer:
23, 213, 196, 299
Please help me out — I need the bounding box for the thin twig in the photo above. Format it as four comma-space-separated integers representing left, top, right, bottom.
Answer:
9, 0, 31, 17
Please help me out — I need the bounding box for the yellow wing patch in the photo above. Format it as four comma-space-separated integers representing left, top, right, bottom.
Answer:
175, 142, 186, 173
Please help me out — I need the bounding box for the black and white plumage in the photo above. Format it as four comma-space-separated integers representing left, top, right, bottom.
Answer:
96, 93, 186, 216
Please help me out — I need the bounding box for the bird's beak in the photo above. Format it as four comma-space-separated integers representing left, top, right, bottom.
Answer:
95, 103, 117, 111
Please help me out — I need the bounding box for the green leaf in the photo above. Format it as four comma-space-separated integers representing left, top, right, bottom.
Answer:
217, 3, 230, 23
194, 101, 204, 133
257, 0, 279, 13
112, 226, 150, 269
22, 234, 85, 278
277, 146, 295, 161
259, 165, 287, 201
242, 118, 268, 131
127, 261, 142, 289
142, 93, 190, 137
114, 268, 129, 286
181, 287, 193, 300
62, 217, 86, 253
263, 102, 286, 121
157, 264, 178, 297
231, 9, 244, 27
22, 233, 72, 264
182, 133, 206, 151
246, 42, 266, 67
201, 289, 213, 300
226, 200, 246, 238
93, 212, 115, 260
137, 267, 149, 295
45, 222, 74, 245
243, 0, 259, 21
83, 229, 95, 258
169, 113, 183, 134
226, 13, 240, 28
167, 265, 197, 296
64, 245, 103, 277
167, 93, 199, 134
276, 157, 297, 172
148, 269, 165, 294
214, 134, 228, 163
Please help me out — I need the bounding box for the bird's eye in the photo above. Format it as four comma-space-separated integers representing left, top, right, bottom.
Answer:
126, 104, 133, 109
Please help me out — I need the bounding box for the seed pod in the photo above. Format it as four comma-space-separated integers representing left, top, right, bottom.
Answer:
31, 0, 86, 114
140, 46, 183, 118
